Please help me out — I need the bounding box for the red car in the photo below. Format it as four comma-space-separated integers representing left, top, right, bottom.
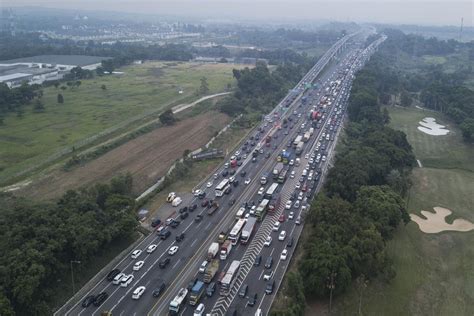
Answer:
278, 214, 286, 222
301, 183, 308, 192
201, 199, 209, 207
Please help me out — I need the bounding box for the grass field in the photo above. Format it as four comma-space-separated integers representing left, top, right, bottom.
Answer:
330, 106, 474, 316
0, 62, 244, 185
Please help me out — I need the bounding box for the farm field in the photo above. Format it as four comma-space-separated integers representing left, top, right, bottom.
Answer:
330, 106, 474, 316
0, 61, 244, 185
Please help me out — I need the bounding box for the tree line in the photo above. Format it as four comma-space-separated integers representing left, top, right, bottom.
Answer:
0, 174, 138, 315
271, 51, 415, 315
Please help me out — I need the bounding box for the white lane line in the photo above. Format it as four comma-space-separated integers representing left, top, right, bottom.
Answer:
190, 239, 197, 247
171, 259, 181, 270
258, 269, 264, 280
269, 248, 275, 257
205, 222, 212, 230
182, 221, 194, 233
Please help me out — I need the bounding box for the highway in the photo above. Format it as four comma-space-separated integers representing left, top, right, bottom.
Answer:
63, 31, 382, 316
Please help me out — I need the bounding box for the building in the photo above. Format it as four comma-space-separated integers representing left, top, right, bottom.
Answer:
0, 55, 111, 88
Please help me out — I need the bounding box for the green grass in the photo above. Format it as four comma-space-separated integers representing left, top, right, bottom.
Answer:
421, 55, 447, 65
330, 106, 474, 316
0, 62, 243, 185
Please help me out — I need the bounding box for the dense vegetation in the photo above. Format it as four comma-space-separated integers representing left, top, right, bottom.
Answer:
272, 49, 415, 315
0, 174, 138, 315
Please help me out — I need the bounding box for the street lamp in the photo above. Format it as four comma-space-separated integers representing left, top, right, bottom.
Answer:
70, 260, 81, 295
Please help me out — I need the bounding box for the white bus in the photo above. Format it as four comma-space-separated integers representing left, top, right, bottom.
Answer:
220, 260, 240, 296
264, 183, 279, 200
228, 219, 246, 245
215, 178, 230, 197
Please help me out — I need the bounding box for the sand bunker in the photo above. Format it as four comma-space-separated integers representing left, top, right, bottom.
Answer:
417, 117, 449, 136
410, 207, 474, 233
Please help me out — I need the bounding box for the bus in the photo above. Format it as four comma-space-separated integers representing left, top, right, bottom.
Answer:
215, 179, 230, 197
255, 199, 270, 221
169, 288, 188, 315
264, 183, 279, 200
220, 260, 240, 296
240, 217, 257, 244
277, 169, 288, 184
228, 219, 247, 245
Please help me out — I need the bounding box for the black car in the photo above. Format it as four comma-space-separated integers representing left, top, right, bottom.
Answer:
265, 280, 275, 295
106, 268, 121, 282
265, 256, 273, 269
152, 282, 166, 297
222, 170, 229, 177
239, 284, 248, 298
159, 257, 170, 269
175, 232, 185, 242
224, 187, 232, 195
180, 212, 188, 220
198, 191, 206, 199
195, 214, 203, 222
237, 161, 243, 166
233, 180, 239, 187
81, 295, 95, 308
229, 169, 236, 175
287, 237, 294, 248
151, 218, 161, 227
201, 199, 209, 207
240, 171, 247, 177
170, 219, 180, 228
160, 229, 171, 240
206, 282, 216, 297
248, 293, 258, 306
93, 292, 108, 306
190, 204, 197, 212
254, 255, 262, 267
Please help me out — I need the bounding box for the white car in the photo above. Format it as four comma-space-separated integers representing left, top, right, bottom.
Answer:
113, 272, 126, 285
273, 221, 280, 231
133, 260, 144, 271
298, 192, 304, 200
278, 230, 287, 241
295, 182, 301, 190
285, 200, 292, 209
281, 249, 288, 260
235, 150, 241, 156
250, 205, 257, 215
193, 189, 203, 197
258, 187, 265, 195
288, 212, 294, 220
229, 176, 236, 183
131, 249, 142, 259
199, 260, 208, 273
309, 158, 314, 164
296, 217, 302, 225
322, 155, 327, 162
304, 153, 309, 159
263, 272, 273, 281
120, 274, 134, 287
290, 170, 295, 178
289, 159, 294, 166
132, 286, 146, 300
294, 200, 301, 209
206, 181, 213, 188
245, 178, 251, 185
194, 303, 205, 316
168, 246, 179, 255
146, 244, 157, 254
264, 236, 272, 247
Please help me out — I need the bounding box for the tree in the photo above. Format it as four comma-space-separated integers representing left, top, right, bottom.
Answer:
53, 82, 60, 89
159, 109, 176, 125
75, 81, 82, 88
60, 86, 67, 90
33, 99, 44, 112
199, 77, 210, 95
101, 84, 107, 90
57, 93, 64, 104
400, 90, 412, 107
101, 59, 115, 73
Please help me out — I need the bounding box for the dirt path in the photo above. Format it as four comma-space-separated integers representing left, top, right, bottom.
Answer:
171, 92, 231, 114
17, 112, 230, 200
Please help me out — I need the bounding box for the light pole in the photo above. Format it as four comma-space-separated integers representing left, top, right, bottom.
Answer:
70, 260, 81, 295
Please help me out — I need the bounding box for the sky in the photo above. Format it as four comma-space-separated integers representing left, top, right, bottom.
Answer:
3, 0, 473, 27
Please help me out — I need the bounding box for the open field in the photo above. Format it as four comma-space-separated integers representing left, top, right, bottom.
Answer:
17, 111, 230, 200
330, 106, 474, 316
0, 61, 244, 185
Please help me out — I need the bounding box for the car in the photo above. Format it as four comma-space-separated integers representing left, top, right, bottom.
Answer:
240, 171, 247, 177
299, 176, 305, 183
230, 169, 236, 175
263, 271, 273, 281
106, 268, 121, 282
170, 219, 180, 228
265, 257, 273, 269
180, 211, 188, 220
159, 257, 170, 269
304, 153, 309, 159
179, 206, 188, 214
245, 178, 251, 185
295, 182, 301, 190
206, 181, 213, 188
132, 286, 146, 300
93, 292, 108, 306
294, 200, 300, 209
290, 170, 295, 179
151, 218, 161, 227
265, 280, 275, 294
302, 183, 308, 192
239, 284, 249, 299
194, 303, 205, 316
156, 225, 165, 234
152, 282, 166, 297
206, 282, 216, 297
235, 150, 241, 156
131, 249, 142, 259
175, 232, 185, 242
160, 229, 171, 240
194, 189, 203, 197
147, 244, 157, 254
120, 274, 134, 287
264, 236, 272, 247
278, 230, 287, 241
168, 246, 179, 255
229, 176, 236, 183
249, 205, 257, 215
221, 170, 229, 177
112, 272, 126, 285
233, 180, 239, 187
258, 187, 265, 195
248, 293, 258, 307
281, 249, 288, 260
165, 218, 174, 226
289, 159, 294, 166
309, 158, 314, 164
81, 295, 96, 308
252, 157, 257, 162
195, 214, 203, 223
273, 221, 280, 231
298, 192, 304, 200
190, 204, 197, 212
295, 216, 302, 225
285, 200, 292, 210
287, 237, 294, 248
278, 214, 285, 222
198, 191, 206, 199
199, 260, 208, 273
133, 260, 144, 271
254, 255, 262, 266
322, 155, 327, 162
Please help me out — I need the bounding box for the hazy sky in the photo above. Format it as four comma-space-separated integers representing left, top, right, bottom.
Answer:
4, 0, 473, 27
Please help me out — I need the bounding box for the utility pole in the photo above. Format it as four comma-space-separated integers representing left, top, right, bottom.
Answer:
327, 271, 337, 314
70, 260, 81, 295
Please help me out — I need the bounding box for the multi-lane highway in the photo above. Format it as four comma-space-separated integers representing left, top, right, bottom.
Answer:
63, 31, 383, 316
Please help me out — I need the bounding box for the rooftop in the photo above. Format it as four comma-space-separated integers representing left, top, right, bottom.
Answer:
0, 55, 111, 67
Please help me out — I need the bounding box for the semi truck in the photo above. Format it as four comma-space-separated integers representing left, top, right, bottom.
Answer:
203, 259, 219, 283
207, 242, 219, 260
207, 201, 219, 215
241, 217, 257, 244
220, 240, 233, 260
169, 288, 188, 315
295, 141, 304, 156
273, 162, 284, 179
189, 281, 205, 306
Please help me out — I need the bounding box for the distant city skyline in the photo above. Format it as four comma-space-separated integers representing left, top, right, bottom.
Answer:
3, 0, 473, 27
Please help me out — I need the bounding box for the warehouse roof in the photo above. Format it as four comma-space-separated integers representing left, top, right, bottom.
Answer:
0, 55, 111, 67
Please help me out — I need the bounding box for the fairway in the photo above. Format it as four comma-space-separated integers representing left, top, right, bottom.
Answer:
0, 61, 244, 185
331, 106, 474, 316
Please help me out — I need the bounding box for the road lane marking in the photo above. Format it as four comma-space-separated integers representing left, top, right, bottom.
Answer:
258, 269, 264, 280
171, 259, 181, 270
190, 239, 197, 247
205, 222, 212, 230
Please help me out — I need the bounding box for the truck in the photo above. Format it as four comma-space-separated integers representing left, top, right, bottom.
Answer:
295, 141, 304, 156
268, 196, 280, 214
207, 201, 219, 215
220, 240, 233, 260
217, 228, 230, 244
230, 159, 237, 168
220, 260, 240, 296
293, 135, 303, 147
277, 168, 288, 184
303, 131, 311, 142
169, 288, 188, 315
255, 199, 270, 221
203, 259, 219, 283
189, 281, 205, 306
260, 172, 270, 185
273, 162, 284, 179
207, 242, 219, 260
236, 207, 246, 219
278, 150, 291, 164
241, 217, 257, 244
265, 135, 272, 147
